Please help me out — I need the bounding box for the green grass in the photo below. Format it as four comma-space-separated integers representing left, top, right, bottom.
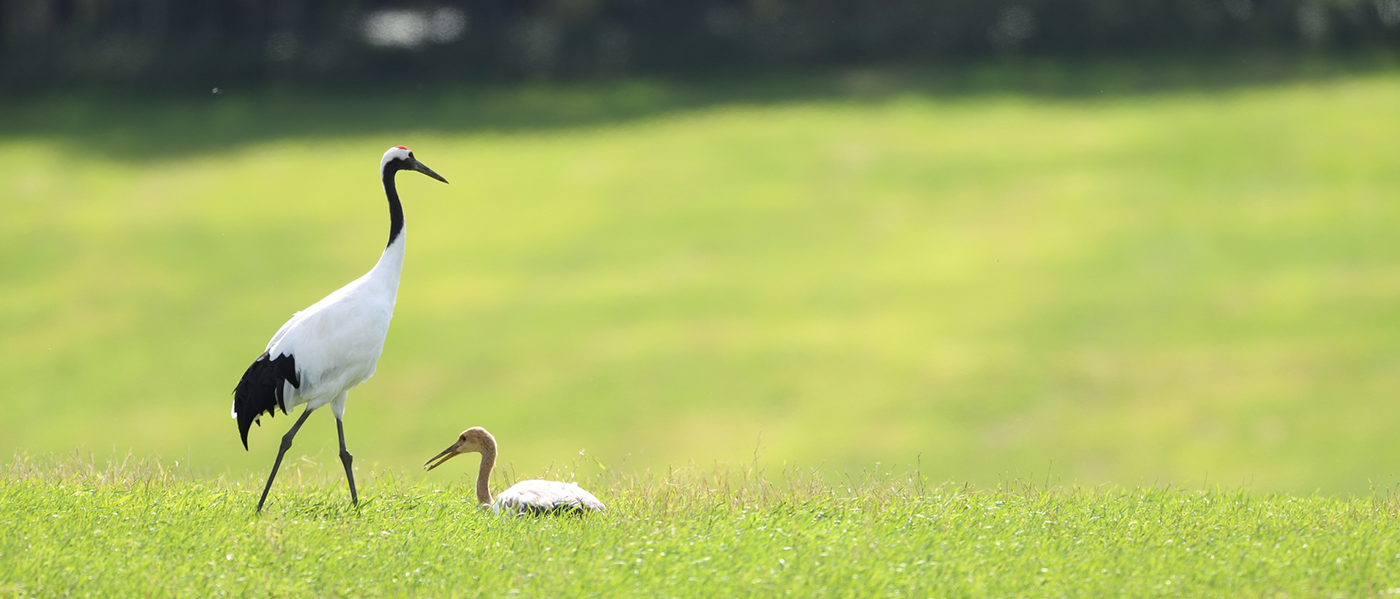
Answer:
5, 455, 1400, 597
4, 60, 1400, 494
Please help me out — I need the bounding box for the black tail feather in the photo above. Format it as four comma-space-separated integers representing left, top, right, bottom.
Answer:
233, 352, 300, 450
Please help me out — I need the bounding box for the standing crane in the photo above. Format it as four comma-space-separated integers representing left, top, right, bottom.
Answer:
232, 146, 447, 511
423, 427, 606, 514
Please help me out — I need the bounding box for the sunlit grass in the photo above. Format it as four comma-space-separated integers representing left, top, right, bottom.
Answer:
4, 454, 1400, 597
3, 65, 1400, 493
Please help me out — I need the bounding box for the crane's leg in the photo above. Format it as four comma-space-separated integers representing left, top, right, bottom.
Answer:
335, 417, 358, 507
256, 407, 314, 512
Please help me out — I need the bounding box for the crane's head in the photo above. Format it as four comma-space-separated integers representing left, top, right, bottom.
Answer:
381, 146, 449, 184
423, 427, 497, 471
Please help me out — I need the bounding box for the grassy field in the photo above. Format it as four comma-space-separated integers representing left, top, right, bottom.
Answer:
5, 455, 1400, 597
3, 59, 1400, 495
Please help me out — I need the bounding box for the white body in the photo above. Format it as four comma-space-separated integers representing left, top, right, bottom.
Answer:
262, 239, 403, 419
493, 479, 606, 515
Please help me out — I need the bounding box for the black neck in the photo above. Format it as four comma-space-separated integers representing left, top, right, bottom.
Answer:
382, 167, 405, 248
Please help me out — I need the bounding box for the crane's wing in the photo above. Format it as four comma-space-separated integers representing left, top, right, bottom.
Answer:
232, 274, 395, 447
494, 480, 605, 515
264, 308, 304, 352
262, 278, 393, 397
231, 301, 322, 450
231, 350, 299, 450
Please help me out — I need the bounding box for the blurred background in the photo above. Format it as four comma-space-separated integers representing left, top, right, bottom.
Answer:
4, 0, 1400, 87
4, 0, 1400, 494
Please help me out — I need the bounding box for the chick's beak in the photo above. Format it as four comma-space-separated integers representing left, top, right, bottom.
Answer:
411, 158, 449, 184
423, 443, 461, 471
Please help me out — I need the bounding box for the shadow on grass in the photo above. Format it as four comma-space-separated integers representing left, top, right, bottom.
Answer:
2, 52, 1397, 162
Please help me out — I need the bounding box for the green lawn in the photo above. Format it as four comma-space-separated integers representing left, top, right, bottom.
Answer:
4, 455, 1400, 597
3, 61, 1400, 493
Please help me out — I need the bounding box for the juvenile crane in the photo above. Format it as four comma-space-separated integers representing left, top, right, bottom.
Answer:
233, 146, 447, 511
424, 427, 606, 515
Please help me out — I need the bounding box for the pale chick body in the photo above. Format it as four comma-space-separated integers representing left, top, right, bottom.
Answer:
424, 427, 605, 515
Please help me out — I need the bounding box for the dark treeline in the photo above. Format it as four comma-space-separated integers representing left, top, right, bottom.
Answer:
4, 0, 1400, 89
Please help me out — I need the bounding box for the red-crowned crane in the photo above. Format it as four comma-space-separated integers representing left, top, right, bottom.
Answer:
423, 427, 606, 515
232, 146, 447, 511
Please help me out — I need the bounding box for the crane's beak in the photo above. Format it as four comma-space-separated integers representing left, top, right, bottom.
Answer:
410, 158, 449, 184
423, 443, 461, 471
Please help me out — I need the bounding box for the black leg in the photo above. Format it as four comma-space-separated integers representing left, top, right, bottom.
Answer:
256, 408, 314, 512
336, 417, 358, 507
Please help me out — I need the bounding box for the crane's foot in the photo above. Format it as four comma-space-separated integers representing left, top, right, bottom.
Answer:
339, 449, 359, 507
257, 408, 314, 512
335, 417, 359, 507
